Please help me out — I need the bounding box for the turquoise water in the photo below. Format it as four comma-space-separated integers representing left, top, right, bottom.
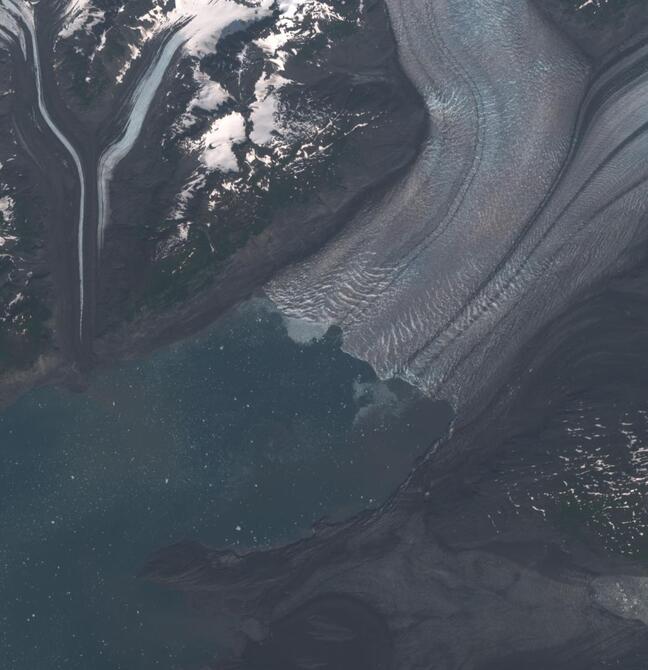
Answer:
0, 299, 452, 669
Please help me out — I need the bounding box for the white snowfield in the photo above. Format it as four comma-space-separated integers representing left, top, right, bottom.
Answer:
96, 0, 276, 252
1, 0, 321, 343
96, 0, 350, 248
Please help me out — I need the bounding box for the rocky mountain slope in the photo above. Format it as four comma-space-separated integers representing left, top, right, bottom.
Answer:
0, 0, 425, 402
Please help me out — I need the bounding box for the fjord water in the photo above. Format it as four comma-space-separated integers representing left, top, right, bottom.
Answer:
0, 299, 452, 670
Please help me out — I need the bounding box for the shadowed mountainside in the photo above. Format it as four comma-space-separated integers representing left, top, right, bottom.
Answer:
0, 0, 426, 404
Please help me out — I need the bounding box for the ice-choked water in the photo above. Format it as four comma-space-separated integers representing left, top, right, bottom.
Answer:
267, 0, 648, 413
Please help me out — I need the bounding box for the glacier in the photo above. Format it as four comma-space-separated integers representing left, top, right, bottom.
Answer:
267, 0, 648, 415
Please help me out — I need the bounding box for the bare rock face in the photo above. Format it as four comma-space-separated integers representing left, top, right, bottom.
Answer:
137, 2, 648, 667
142, 262, 648, 669
141, 437, 648, 669
5, 0, 648, 664
267, 0, 648, 417
0, 0, 425, 400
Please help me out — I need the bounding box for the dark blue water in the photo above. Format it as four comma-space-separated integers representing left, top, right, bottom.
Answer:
0, 299, 452, 669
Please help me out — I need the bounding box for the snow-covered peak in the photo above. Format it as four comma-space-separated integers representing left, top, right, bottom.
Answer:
59, 0, 105, 40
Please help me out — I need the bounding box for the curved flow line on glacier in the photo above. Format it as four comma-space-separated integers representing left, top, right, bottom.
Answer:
331, 0, 487, 329
1, 0, 87, 342
404, 40, 648, 385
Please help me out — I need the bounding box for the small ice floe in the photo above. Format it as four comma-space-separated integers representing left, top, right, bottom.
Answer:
282, 313, 330, 344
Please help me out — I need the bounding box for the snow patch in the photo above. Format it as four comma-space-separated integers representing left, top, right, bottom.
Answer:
249, 73, 289, 146
169, 173, 206, 220
249, 1, 343, 149
0, 195, 14, 225
200, 112, 247, 172
171, 0, 274, 57
191, 79, 230, 113
59, 0, 105, 40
